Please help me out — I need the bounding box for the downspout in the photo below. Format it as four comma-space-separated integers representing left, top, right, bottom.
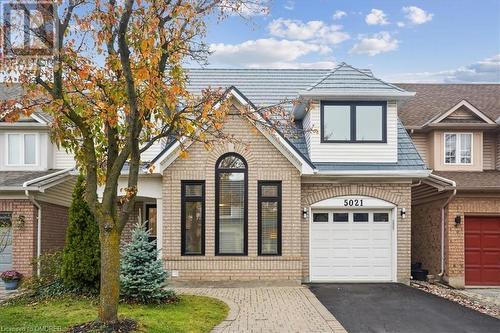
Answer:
25, 190, 42, 276
438, 182, 457, 279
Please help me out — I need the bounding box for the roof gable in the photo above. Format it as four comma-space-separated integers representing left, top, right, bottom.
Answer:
152, 87, 316, 174
300, 63, 414, 99
396, 84, 500, 128
430, 99, 495, 125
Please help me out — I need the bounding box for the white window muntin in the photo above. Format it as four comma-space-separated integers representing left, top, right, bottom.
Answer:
5, 133, 39, 166
444, 133, 473, 165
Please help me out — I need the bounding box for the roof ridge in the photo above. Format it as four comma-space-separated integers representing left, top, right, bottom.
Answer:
306, 63, 344, 91
342, 63, 407, 92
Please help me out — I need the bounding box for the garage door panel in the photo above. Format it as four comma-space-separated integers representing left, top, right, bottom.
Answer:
311, 209, 393, 282
465, 216, 500, 286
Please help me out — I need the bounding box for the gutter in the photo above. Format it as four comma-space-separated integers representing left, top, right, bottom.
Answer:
312, 169, 431, 178
22, 168, 73, 190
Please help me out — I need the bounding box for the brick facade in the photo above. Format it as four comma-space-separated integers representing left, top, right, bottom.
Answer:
411, 198, 447, 276
0, 199, 69, 277
0, 199, 37, 276
444, 194, 500, 288
162, 114, 303, 282
301, 182, 413, 284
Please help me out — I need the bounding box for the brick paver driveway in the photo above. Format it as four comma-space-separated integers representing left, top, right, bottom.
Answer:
176, 286, 346, 333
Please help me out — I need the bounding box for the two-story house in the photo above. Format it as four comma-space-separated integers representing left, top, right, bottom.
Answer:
397, 84, 500, 288
0, 84, 76, 277
114, 63, 429, 284
1, 63, 430, 285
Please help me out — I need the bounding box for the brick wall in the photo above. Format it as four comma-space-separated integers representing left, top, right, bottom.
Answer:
411, 198, 447, 275
444, 195, 500, 288
0, 199, 37, 276
301, 183, 413, 284
40, 201, 68, 253
162, 114, 302, 282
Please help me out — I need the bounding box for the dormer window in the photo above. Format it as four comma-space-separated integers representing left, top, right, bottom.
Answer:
6, 133, 37, 166
444, 133, 472, 164
320, 101, 387, 143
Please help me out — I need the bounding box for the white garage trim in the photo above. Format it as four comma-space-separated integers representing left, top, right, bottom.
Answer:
309, 195, 398, 283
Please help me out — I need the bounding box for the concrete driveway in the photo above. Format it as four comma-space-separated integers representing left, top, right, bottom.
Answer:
308, 283, 500, 333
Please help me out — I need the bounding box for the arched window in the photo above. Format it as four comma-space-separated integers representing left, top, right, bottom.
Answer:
215, 153, 247, 255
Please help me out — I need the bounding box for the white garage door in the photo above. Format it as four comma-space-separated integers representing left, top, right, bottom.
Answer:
310, 209, 394, 282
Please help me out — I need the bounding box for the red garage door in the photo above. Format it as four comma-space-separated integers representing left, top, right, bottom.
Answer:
465, 216, 500, 286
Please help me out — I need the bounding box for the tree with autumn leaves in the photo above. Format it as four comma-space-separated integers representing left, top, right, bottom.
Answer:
0, 0, 300, 325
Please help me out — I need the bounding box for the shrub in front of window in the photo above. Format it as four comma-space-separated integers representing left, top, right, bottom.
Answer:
120, 222, 176, 304
61, 175, 100, 292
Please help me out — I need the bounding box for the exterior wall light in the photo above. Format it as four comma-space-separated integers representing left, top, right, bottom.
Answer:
400, 208, 406, 219
454, 215, 462, 226
303, 207, 308, 219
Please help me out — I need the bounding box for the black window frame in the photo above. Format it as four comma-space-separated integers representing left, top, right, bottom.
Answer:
144, 203, 157, 242
181, 180, 206, 256
320, 101, 387, 143
258, 181, 282, 256
215, 152, 248, 256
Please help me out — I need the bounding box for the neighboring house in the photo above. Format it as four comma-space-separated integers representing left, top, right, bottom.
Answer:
397, 84, 500, 288
115, 63, 429, 284
0, 84, 76, 278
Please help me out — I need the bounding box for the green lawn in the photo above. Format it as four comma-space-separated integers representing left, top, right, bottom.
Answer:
0, 295, 228, 333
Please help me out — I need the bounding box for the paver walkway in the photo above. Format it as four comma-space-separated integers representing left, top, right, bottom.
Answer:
456, 288, 500, 309
176, 286, 347, 333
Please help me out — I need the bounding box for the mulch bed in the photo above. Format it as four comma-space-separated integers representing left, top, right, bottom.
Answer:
67, 318, 138, 333
411, 281, 500, 319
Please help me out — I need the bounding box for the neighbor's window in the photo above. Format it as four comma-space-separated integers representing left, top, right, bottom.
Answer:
444, 133, 472, 164
7, 133, 37, 165
321, 102, 386, 143
216, 153, 247, 255
181, 181, 205, 255
258, 181, 281, 256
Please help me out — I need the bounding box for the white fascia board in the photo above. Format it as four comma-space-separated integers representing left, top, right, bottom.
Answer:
22, 167, 74, 192
430, 100, 495, 125
313, 169, 431, 178
30, 113, 49, 124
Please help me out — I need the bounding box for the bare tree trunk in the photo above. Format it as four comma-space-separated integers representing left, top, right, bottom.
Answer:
98, 216, 121, 323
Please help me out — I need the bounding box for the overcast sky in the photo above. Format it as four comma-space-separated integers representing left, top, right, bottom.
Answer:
202, 0, 500, 83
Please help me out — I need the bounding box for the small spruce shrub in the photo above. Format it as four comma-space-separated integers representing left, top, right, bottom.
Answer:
61, 175, 100, 292
120, 222, 175, 304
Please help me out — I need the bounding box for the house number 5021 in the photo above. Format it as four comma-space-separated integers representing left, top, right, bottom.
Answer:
344, 199, 364, 207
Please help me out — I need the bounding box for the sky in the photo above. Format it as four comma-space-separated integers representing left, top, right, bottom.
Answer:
202, 0, 500, 83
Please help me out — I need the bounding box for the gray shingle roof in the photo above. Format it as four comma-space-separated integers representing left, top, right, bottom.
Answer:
187, 68, 331, 112
0, 170, 63, 188
305, 63, 409, 96
186, 67, 425, 172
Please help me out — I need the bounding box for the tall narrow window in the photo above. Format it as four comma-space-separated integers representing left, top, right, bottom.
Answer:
181, 181, 205, 255
145, 203, 157, 242
216, 153, 247, 255
258, 181, 281, 256
444, 133, 472, 165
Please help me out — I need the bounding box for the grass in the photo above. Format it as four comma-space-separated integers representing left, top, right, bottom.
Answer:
0, 295, 229, 333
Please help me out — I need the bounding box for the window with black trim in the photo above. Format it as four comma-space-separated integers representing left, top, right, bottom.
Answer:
216, 153, 247, 255
181, 181, 205, 255
258, 181, 281, 256
145, 203, 157, 241
321, 101, 387, 143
